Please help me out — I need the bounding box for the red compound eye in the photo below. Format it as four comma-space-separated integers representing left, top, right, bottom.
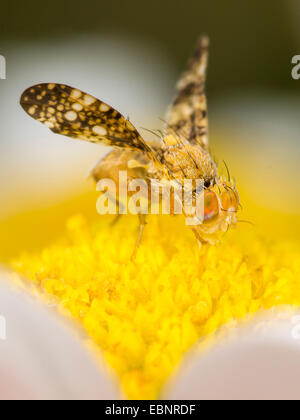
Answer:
204, 191, 219, 222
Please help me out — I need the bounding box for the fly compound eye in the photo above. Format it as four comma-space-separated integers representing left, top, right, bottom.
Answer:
220, 188, 239, 212
203, 191, 219, 223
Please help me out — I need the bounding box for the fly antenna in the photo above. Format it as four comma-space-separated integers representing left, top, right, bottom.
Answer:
223, 160, 231, 182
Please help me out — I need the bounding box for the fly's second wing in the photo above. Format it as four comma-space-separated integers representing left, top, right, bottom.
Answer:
20, 83, 155, 157
166, 36, 209, 150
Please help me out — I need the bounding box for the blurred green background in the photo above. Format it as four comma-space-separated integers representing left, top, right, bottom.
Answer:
1, 0, 298, 93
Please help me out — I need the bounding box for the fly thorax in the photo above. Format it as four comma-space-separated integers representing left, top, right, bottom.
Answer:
161, 135, 217, 184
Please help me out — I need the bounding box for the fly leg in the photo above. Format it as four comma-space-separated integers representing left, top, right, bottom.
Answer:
131, 213, 147, 260
110, 199, 125, 226
110, 213, 122, 226
190, 227, 210, 275
191, 226, 208, 249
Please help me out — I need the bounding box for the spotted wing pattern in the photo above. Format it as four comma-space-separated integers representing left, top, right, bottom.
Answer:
20, 83, 154, 155
166, 36, 209, 150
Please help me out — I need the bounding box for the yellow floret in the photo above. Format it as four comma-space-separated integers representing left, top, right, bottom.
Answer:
10, 213, 300, 399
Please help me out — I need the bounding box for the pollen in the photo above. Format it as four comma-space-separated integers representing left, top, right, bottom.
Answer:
9, 213, 300, 400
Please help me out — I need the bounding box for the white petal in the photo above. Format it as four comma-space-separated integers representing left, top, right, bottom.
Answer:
0, 271, 119, 400
165, 309, 300, 400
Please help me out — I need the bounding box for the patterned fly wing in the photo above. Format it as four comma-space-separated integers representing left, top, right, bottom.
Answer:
166, 36, 209, 150
20, 83, 154, 156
